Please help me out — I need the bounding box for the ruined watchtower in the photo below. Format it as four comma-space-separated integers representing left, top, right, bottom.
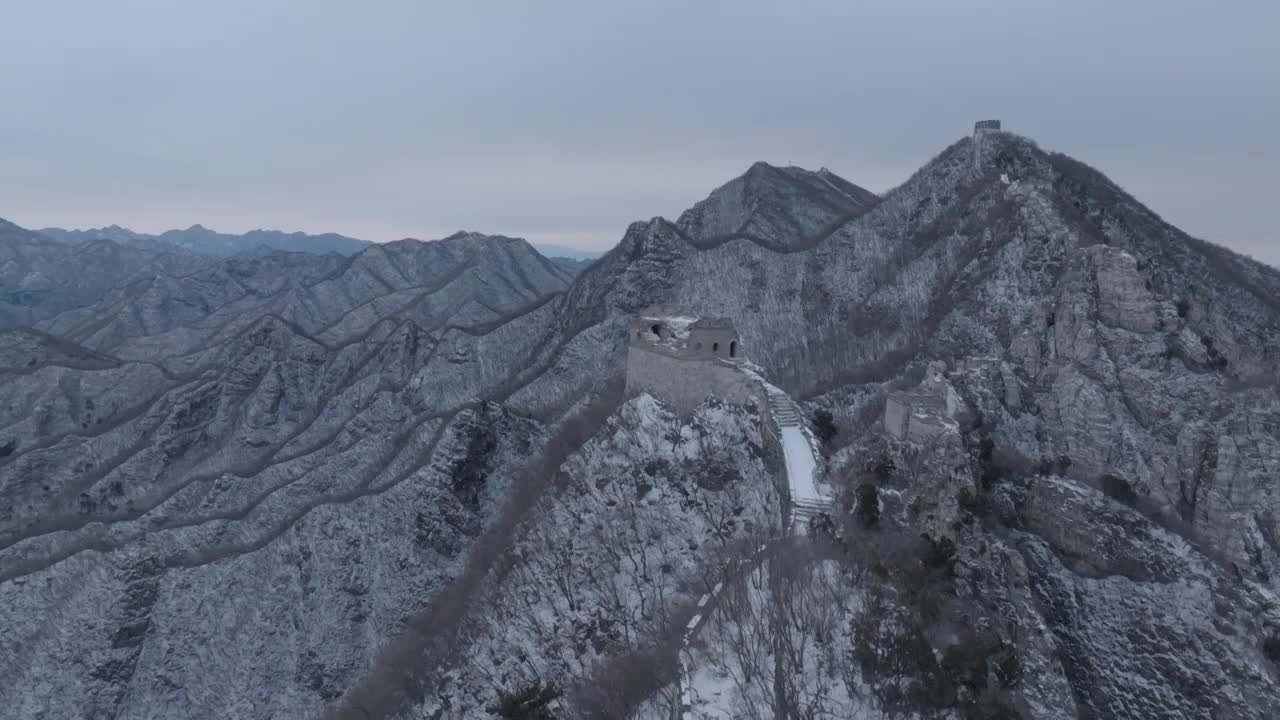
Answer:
972, 119, 1003, 171
628, 304, 741, 361
625, 305, 761, 414
883, 362, 962, 443
973, 119, 1002, 135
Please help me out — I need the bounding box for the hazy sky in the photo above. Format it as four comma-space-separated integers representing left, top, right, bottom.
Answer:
2, 1, 1277, 265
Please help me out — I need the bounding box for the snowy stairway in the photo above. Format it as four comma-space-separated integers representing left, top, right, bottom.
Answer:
762, 388, 833, 529
767, 391, 801, 427
791, 497, 831, 523
725, 361, 832, 529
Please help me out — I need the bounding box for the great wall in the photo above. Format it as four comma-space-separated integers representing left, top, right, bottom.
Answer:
622, 305, 835, 718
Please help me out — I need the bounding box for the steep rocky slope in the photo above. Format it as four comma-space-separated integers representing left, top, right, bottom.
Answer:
415, 395, 780, 719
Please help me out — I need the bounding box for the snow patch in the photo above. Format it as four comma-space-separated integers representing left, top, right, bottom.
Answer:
781, 426, 821, 505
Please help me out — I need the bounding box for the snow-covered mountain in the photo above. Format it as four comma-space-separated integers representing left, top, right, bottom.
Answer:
39, 224, 372, 257
372, 136, 1280, 719
0, 220, 216, 329
40, 223, 603, 270
35, 232, 573, 356
4, 130, 1280, 720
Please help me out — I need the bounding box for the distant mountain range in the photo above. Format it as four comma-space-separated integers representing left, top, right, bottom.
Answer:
38, 224, 606, 264
1, 224, 600, 327
38, 224, 369, 257
0, 219, 216, 328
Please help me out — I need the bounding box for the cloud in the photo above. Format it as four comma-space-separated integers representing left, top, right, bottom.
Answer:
1, 0, 1276, 261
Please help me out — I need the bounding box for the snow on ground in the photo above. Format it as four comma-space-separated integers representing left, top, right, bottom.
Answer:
665, 315, 699, 339
677, 556, 881, 719
685, 661, 741, 719
641, 313, 699, 339
716, 359, 829, 510
781, 426, 821, 504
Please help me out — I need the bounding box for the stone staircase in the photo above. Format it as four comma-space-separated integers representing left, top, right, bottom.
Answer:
767, 390, 801, 426
790, 497, 831, 525
763, 388, 832, 530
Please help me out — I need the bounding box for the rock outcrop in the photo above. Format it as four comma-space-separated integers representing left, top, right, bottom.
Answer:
1089, 245, 1159, 332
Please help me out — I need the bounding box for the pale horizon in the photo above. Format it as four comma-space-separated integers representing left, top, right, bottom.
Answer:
3, 1, 1277, 265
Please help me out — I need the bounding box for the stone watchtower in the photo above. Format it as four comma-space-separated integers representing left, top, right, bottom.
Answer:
624, 305, 762, 414
628, 304, 741, 361
972, 119, 1002, 171
973, 119, 1002, 135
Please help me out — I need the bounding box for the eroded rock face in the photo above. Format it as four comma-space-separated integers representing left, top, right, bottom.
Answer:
835, 421, 1280, 720
1089, 245, 1159, 333
1011, 476, 1280, 720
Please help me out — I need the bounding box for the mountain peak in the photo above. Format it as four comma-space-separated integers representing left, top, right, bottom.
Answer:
442, 230, 485, 242
675, 161, 879, 250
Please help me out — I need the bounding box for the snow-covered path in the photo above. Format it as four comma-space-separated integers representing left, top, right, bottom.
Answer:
762, 382, 829, 529
780, 426, 820, 505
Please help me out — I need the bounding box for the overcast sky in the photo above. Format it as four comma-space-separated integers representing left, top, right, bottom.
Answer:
2, 0, 1277, 265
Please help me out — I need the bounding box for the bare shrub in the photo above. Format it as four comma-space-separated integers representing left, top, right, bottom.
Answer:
1264, 634, 1280, 665
855, 482, 880, 529
1100, 473, 1137, 508
811, 408, 839, 449
490, 680, 562, 719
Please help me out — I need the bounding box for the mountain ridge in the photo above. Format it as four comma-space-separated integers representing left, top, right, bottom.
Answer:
38, 223, 608, 266
39, 224, 370, 257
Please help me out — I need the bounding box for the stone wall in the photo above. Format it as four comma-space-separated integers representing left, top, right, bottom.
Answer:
628, 321, 741, 362
884, 394, 910, 439
695, 327, 740, 360
625, 346, 765, 416
884, 381, 961, 444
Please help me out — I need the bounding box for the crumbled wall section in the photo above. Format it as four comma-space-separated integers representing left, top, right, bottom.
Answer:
628, 304, 742, 362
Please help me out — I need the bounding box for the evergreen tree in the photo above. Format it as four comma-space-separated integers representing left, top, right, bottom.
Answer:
491, 681, 561, 720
